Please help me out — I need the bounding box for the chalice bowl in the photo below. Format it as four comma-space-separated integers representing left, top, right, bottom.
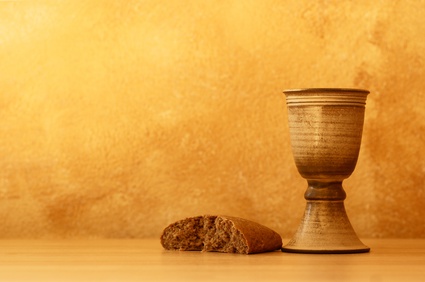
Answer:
282, 88, 370, 254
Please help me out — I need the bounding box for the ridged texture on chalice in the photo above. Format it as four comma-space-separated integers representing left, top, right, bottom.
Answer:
285, 88, 369, 107
284, 89, 368, 180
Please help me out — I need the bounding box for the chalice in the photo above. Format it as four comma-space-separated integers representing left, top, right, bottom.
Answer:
281, 88, 370, 254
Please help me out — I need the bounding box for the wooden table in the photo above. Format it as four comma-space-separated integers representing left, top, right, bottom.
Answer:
0, 239, 424, 281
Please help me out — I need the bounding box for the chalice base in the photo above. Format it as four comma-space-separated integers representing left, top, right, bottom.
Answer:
282, 201, 370, 254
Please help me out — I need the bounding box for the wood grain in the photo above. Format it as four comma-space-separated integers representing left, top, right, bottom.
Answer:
0, 239, 424, 281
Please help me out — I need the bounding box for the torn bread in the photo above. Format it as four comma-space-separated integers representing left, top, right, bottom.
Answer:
160, 215, 282, 254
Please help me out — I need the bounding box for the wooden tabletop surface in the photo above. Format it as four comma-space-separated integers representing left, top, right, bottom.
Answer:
0, 239, 424, 281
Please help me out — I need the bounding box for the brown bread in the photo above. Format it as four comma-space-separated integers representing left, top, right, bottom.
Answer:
160, 215, 282, 254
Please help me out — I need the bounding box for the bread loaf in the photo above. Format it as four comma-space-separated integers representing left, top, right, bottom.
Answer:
160, 215, 282, 254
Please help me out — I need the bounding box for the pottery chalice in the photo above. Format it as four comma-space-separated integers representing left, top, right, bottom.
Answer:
282, 88, 370, 254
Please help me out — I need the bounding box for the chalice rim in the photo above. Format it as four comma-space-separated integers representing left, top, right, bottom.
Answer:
283, 88, 369, 94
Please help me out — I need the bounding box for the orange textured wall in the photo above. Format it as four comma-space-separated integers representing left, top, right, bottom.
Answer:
0, 1, 424, 238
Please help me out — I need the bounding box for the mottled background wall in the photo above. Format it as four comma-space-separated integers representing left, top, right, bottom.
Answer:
0, 0, 424, 239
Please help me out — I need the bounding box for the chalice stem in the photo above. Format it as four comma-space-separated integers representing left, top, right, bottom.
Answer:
282, 181, 369, 253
